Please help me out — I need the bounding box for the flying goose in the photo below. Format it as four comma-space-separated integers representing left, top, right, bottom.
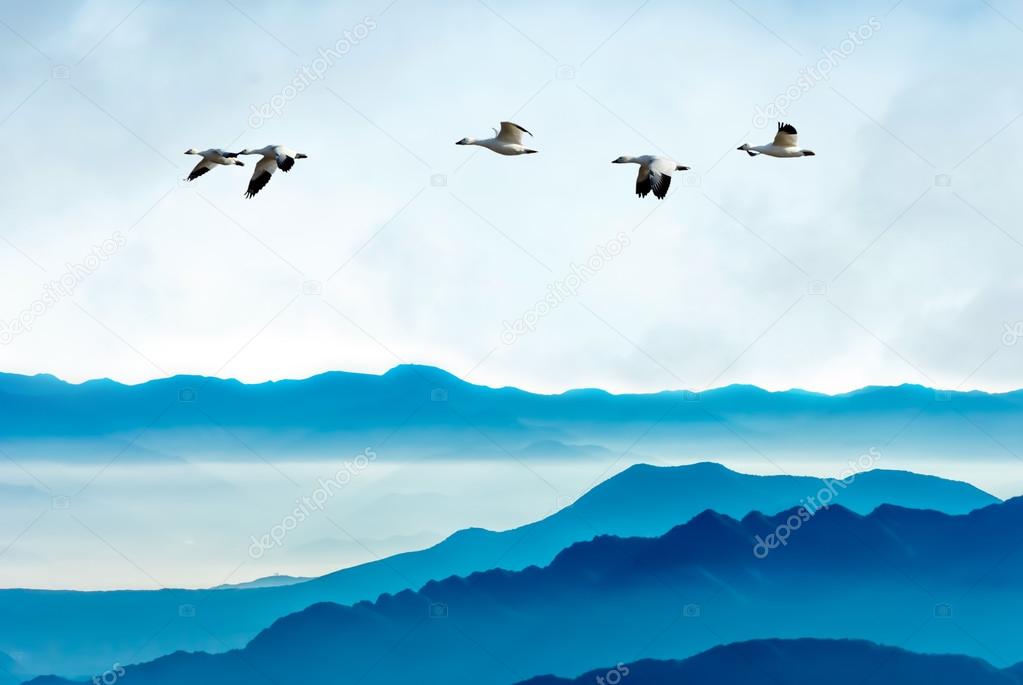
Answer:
455, 121, 537, 155
738, 123, 816, 158
183, 148, 244, 181
238, 145, 308, 198
612, 155, 691, 199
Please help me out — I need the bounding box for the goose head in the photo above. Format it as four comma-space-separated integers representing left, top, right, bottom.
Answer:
184, 148, 200, 155
455, 137, 475, 146
611, 156, 632, 164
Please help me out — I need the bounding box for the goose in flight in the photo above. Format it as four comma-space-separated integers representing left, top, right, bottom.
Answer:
183, 148, 244, 181
738, 123, 816, 158
456, 121, 537, 155
238, 145, 308, 198
612, 155, 691, 199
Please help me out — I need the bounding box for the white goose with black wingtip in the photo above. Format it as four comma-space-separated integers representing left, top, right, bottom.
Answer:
738, 122, 816, 158
455, 121, 537, 156
183, 148, 244, 182
238, 145, 308, 198
611, 155, 691, 200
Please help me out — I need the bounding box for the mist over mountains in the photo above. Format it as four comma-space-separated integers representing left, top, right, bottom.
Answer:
3, 365, 1019, 682
29, 496, 1023, 685
0, 462, 997, 677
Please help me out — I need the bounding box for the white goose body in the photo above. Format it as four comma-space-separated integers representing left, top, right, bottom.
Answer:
238, 145, 308, 198
739, 123, 815, 158
183, 148, 244, 182
612, 155, 691, 199
456, 121, 537, 156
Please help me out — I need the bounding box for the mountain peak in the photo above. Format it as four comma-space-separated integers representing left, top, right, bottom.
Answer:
382, 364, 467, 386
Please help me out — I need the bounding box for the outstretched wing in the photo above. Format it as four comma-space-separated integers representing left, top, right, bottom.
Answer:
496, 121, 531, 144
650, 172, 672, 199
276, 153, 296, 172
641, 157, 676, 199
186, 159, 215, 182
773, 122, 799, 148
245, 157, 278, 198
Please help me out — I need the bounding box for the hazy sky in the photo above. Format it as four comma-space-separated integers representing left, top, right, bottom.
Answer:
1, 0, 1022, 394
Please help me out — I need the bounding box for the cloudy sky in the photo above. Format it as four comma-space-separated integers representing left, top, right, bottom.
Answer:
1, 0, 1022, 394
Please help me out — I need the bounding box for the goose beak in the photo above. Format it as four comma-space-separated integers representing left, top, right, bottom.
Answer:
455, 140, 467, 145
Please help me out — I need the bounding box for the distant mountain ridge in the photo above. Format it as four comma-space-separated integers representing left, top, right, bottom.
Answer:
0, 364, 1020, 444
28, 497, 1023, 685
0, 462, 997, 677
516, 638, 1023, 685
212, 575, 309, 590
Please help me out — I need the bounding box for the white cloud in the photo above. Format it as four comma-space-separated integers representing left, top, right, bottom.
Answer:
0, 0, 1021, 393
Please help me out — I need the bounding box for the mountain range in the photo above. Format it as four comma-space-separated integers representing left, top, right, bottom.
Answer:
1, 462, 997, 678
25, 491, 1023, 684
516, 638, 1023, 685
1, 365, 1021, 461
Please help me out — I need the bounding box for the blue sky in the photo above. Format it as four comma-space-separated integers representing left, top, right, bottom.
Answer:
1, 0, 1022, 394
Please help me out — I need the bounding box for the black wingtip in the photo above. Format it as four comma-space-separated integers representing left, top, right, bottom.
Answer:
507, 122, 532, 136
186, 166, 212, 182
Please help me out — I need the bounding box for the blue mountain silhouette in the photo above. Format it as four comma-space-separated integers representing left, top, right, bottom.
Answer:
25, 497, 1023, 685
0, 463, 996, 678
516, 638, 1023, 685
0, 366, 1020, 462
